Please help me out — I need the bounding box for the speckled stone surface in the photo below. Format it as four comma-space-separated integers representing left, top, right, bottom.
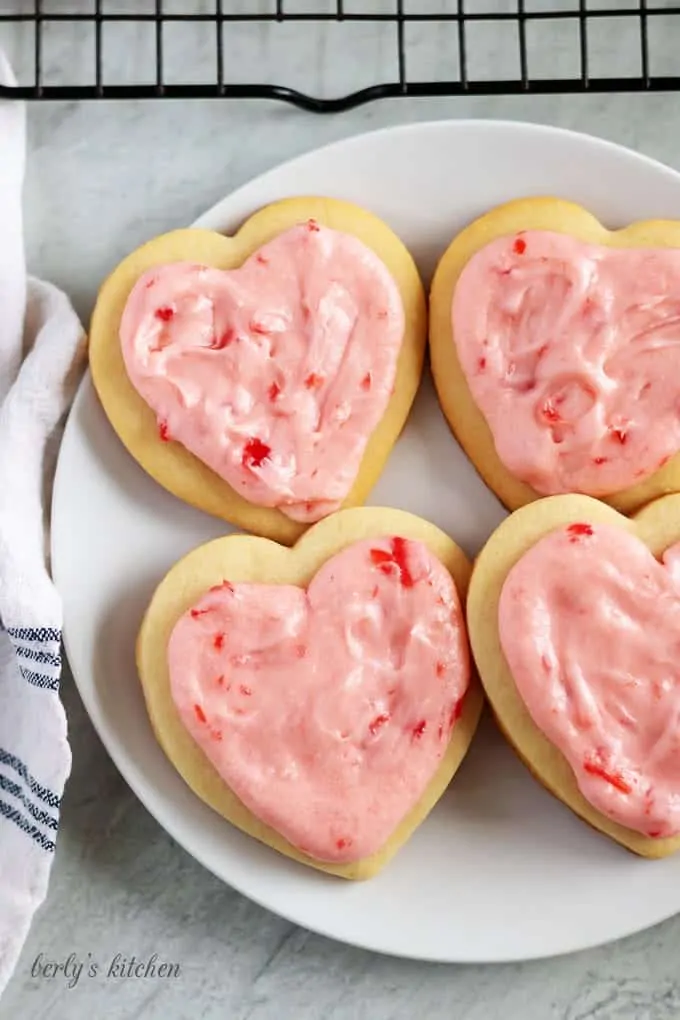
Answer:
3, 5, 680, 1018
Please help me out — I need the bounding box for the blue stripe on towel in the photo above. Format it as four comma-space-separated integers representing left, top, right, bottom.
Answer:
6, 624, 61, 640
16, 666, 59, 691
6, 626, 61, 644
0, 773, 58, 831
15, 646, 61, 668
0, 798, 55, 852
5, 626, 62, 691
0, 749, 60, 809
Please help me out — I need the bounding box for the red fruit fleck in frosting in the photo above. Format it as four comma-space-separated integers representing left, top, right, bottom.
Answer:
370, 540, 415, 588
412, 720, 427, 739
436, 662, 446, 679
391, 537, 415, 588
370, 548, 393, 569
336, 837, 352, 850
158, 420, 170, 442
593, 456, 608, 466
368, 713, 390, 736
542, 401, 560, 424
478, 357, 487, 372
567, 522, 594, 541
240, 685, 253, 697
450, 698, 464, 727
583, 758, 632, 795
213, 633, 225, 651
210, 581, 234, 594
610, 425, 628, 445
361, 372, 372, 391
155, 306, 174, 322
307, 219, 321, 232
194, 703, 207, 724
250, 319, 270, 336
190, 607, 211, 619
242, 437, 271, 470
513, 237, 526, 255
304, 372, 324, 391
256, 253, 268, 265
649, 829, 663, 838
216, 675, 225, 687
268, 381, 281, 401
210, 327, 235, 350
211, 729, 223, 742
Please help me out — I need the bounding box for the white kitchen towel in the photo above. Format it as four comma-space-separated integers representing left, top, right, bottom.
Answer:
0, 53, 86, 995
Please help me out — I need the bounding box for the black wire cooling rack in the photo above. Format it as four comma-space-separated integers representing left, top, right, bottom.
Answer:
0, 2, 679, 110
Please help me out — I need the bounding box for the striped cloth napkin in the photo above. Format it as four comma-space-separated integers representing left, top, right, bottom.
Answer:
0, 52, 86, 995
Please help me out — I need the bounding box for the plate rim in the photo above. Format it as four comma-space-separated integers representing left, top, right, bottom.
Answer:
53, 117, 680, 964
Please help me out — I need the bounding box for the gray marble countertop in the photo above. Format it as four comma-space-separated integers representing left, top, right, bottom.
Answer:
4, 7, 680, 1019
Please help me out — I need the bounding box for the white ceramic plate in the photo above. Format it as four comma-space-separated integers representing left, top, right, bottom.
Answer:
52, 120, 680, 963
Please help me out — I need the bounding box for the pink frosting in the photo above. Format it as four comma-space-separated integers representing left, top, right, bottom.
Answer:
452, 230, 680, 495
498, 521, 680, 838
120, 222, 404, 523
167, 537, 470, 863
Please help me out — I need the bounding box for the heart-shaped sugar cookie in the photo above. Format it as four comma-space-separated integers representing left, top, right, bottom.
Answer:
467, 491, 680, 858
430, 197, 680, 515
90, 197, 426, 544
137, 507, 482, 879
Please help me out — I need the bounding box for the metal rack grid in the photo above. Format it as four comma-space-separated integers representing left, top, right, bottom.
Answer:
0, 2, 678, 111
